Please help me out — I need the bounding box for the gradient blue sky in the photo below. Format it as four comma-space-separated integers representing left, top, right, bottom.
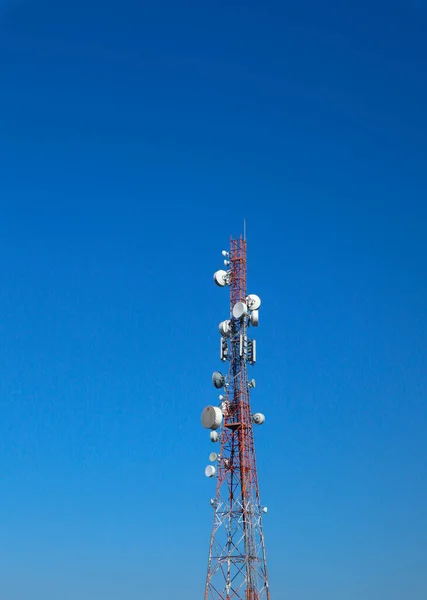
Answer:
0, 1, 426, 599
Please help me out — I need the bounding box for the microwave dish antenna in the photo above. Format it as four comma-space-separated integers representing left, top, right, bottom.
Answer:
232, 301, 248, 320
246, 294, 261, 310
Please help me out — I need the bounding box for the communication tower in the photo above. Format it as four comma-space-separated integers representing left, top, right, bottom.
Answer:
201, 235, 271, 600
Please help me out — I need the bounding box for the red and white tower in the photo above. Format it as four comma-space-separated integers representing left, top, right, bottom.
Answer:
201, 235, 271, 600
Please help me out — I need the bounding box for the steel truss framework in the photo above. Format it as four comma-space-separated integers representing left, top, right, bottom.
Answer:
204, 237, 271, 600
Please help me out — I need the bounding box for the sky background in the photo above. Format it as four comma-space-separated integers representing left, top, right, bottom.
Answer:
0, 1, 426, 599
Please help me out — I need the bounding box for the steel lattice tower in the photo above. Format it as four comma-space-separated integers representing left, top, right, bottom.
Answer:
201, 236, 271, 600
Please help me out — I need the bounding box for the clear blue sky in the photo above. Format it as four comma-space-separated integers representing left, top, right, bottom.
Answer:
0, 1, 426, 599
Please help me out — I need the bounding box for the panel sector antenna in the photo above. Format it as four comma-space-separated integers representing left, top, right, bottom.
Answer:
200, 236, 271, 600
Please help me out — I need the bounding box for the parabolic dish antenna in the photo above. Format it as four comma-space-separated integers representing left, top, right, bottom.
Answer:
210, 431, 219, 442
246, 294, 261, 310
218, 320, 231, 337
201, 406, 223, 430
250, 310, 259, 326
205, 465, 216, 478
252, 412, 265, 425
232, 301, 248, 320
212, 371, 226, 389
209, 452, 219, 462
213, 270, 228, 287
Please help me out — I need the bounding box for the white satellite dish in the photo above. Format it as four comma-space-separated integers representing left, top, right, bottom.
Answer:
252, 412, 265, 425
248, 379, 256, 389
218, 320, 231, 337
246, 294, 261, 310
210, 431, 219, 442
205, 465, 216, 478
232, 301, 248, 320
221, 250, 229, 257
201, 406, 223, 430
213, 270, 228, 287
250, 310, 259, 326
262, 506, 268, 514
212, 371, 226, 389
209, 452, 218, 462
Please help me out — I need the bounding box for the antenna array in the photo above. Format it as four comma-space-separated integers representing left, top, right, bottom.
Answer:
200, 236, 271, 600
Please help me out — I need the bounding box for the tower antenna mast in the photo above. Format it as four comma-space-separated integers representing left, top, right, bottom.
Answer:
201, 234, 271, 600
